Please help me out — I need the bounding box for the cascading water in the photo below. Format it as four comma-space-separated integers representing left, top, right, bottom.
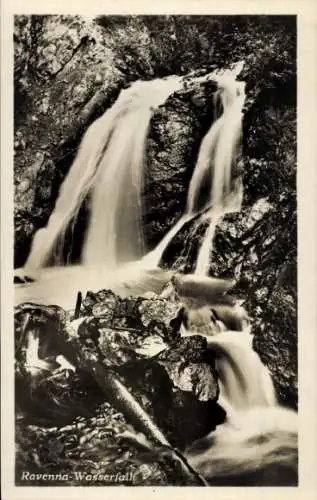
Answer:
175, 73, 297, 482
193, 78, 245, 275
23, 77, 184, 272
181, 325, 297, 485
143, 70, 245, 269
181, 72, 296, 484
185, 401, 298, 485
206, 330, 277, 414
141, 66, 296, 484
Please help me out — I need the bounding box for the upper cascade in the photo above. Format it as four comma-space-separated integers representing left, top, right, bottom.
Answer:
143, 63, 246, 270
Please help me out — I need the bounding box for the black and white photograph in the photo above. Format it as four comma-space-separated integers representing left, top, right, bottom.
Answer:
1, 3, 317, 496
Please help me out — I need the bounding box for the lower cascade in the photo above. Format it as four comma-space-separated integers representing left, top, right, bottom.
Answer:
15, 64, 297, 485
185, 403, 298, 485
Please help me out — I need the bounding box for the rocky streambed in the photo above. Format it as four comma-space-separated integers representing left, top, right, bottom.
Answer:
15, 287, 227, 486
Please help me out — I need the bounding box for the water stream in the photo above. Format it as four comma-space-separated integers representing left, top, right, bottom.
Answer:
144, 72, 245, 270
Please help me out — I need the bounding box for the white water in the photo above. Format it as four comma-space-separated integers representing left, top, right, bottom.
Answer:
167, 66, 296, 482
143, 70, 246, 270
193, 78, 245, 274
15, 263, 173, 310
141, 214, 193, 267
185, 403, 297, 485
195, 214, 222, 276
182, 327, 297, 485
24, 77, 184, 272
206, 330, 277, 414
22, 67, 245, 274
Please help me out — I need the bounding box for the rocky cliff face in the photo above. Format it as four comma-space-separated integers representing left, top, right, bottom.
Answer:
14, 14, 297, 410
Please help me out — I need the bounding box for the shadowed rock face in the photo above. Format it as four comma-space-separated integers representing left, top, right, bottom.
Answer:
143, 79, 218, 251
213, 200, 297, 408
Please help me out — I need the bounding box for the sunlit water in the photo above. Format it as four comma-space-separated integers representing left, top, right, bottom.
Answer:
182, 327, 297, 485
185, 403, 297, 485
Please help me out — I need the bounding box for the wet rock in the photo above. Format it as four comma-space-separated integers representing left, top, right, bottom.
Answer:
81, 289, 183, 344
14, 15, 125, 267
143, 80, 217, 249
15, 302, 67, 356
14, 296, 223, 485
16, 367, 106, 426
14, 275, 35, 284
15, 296, 222, 447
156, 335, 219, 401
82, 289, 118, 317
111, 297, 145, 331
15, 402, 204, 486
161, 183, 297, 408
252, 288, 297, 408
138, 296, 183, 331
117, 335, 223, 449
97, 328, 143, 366
212, 200, 297, 407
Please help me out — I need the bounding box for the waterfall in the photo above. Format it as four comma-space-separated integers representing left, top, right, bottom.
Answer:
167, 67, 296, 483
192, 78, 245, 274
182, 328, 297, 485
206, 331, 277, 414
194, 214, 222, 276
141, 214, 193, 267
23, 77, 183, 272
22, 67, 245, 273
144, 71, 245, 269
